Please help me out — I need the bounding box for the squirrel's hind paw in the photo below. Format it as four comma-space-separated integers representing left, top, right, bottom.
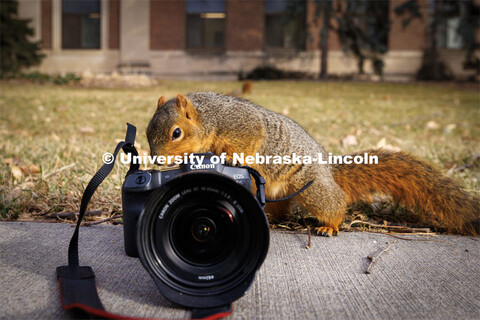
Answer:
315, 226, 339, 237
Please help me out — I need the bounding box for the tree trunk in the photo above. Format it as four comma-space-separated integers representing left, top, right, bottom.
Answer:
319, 2, 332, 79
430, 0, 441, 79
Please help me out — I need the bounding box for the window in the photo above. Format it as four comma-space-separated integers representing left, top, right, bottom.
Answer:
62, 0, 100, 49
436, 0, 475, 50
265, 0, 306, 50
438, 16, 462, 49
186, 0, 225, 50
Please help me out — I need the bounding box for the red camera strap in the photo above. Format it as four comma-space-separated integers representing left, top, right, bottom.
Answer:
57, 266, 232, 320
56, 123, 232, 320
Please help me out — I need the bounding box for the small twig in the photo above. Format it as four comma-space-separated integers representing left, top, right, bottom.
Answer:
276, 223, 294, 230
45, 210, 102, 219
453, 163, 474, 172
451, 153, 480, 172
382, 232, 438, 236
82, 214, 122, 226
371, 231, 444, 242
306, 226, 312, 249
33, 207, 53, 216
348, 220, 431, 233
301, 217, 312, 249
365, 240, 397, 274
43, 163, 75, 179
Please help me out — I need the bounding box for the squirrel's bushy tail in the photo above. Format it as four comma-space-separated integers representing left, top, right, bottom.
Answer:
332, 149, 479, 235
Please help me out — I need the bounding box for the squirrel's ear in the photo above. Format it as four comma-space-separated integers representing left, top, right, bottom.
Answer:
175, 93, 188, 110
175, 93, 197, 120
156, 95, 166, 111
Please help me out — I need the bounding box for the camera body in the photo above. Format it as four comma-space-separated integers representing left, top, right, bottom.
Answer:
121, 153, 269, 309
122, 154, 252, 257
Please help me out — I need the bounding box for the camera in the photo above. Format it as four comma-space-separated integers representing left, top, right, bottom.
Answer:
122, 153, 270, 309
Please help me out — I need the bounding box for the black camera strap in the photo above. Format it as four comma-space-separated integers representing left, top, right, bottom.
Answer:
241, 166, 314, 207
56, 123, 232, 320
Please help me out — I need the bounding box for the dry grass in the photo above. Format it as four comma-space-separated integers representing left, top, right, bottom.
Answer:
0, 80, 478, 228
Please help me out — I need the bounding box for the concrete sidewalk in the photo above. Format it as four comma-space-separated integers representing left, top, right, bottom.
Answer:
1, 221, 479, 320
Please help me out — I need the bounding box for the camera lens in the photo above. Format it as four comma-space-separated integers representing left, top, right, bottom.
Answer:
136, 171, 269, 308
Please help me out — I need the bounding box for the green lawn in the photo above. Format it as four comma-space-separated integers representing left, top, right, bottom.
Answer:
0, 81, 479, 225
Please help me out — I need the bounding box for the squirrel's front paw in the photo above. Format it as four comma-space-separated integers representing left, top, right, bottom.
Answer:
315, 226, 339, 237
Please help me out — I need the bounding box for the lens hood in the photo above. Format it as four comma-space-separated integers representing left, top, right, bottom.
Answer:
136, 171, 269, 308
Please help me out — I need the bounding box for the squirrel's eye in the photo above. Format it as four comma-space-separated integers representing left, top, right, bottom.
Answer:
172, 127, 182, 140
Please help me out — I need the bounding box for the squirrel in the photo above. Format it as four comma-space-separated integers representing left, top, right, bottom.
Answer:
146, 92, 479, 236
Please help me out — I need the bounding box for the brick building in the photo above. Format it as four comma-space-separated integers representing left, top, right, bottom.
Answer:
17, 0, 479, 79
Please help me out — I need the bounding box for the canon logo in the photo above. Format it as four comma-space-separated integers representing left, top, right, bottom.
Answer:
189, 163, 215, 170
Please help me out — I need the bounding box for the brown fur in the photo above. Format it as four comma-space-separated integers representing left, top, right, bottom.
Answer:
332, 149, 480, 235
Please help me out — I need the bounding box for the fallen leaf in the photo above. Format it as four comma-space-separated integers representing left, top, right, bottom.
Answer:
19, 182, 34, 190
19, 164, 40, 175
4, 158, 13, 165
11, 165, 23, 180
444, 123, 457, 134
425, 121, 440, 130
28, 164, 41, 174
17, 213, 32, 221
6, 182, 35, 201
342, 135, 358, 147
79, 127, 95, 134
376, 138, 401, 151
50, 133, 61, 141
6, 188, 22, 200
376, 138, 387, 148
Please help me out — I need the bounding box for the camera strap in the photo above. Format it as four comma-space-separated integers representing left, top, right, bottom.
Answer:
265, 180, 314, 203
56, 123, 232, 320
241, 166, 314, 207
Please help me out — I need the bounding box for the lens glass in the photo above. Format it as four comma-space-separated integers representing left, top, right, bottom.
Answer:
192, 217, 216, 243
170, 203, 236, 265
